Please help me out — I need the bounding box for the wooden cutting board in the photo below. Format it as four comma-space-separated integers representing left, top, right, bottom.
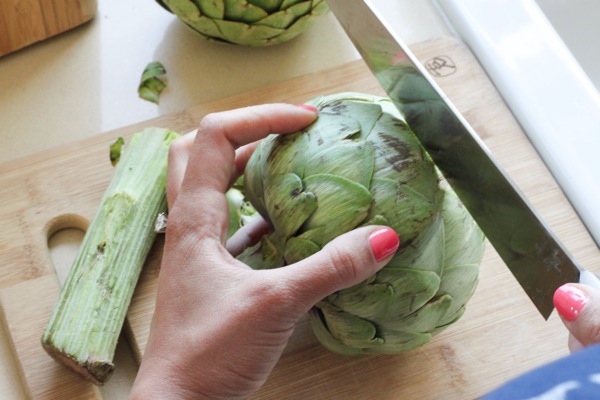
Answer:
1, 37, 599, 399
0, 0, 97, 57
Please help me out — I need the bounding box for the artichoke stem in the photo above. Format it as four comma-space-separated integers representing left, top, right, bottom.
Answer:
41, 128, 179, 385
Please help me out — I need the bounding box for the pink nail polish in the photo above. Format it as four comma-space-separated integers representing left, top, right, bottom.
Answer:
294, 104, 318, 113
553, 284, 587, 321
369, 228, 399, 262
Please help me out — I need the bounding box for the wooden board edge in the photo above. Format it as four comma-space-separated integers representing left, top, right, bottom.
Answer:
0, 274, 103, 399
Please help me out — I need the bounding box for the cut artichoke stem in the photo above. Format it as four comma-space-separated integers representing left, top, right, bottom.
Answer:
41, 127, 180, 385
239, 92, 486, 355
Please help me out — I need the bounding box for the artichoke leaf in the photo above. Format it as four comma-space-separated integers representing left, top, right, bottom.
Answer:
224, 0, 268, 22
367, 112, 432, 183
183, 16, 221, 38
138, 62, 167, 104
320, 99, 382, 139
284, 2, 329, 42
243, 140, 268, 218
226, 187, 260, 238
257, 2, 311, 29
431, 307, 466, 336
248, 0, 283, 13
323, 270, 377, 298
368, 113, 441, 211
195, 0, 224, 19
389, 294, 452, 332
274, 9, 328, 42
435, 263, 479, 326
212, 19, 284, 44
302, 174, 372, 245
371, 330, 432, 354
359, 214, 389, 228
226, 187, 245, 238
236, 234, 284, 270
388, 214, 444, 275
303, 112, 361, 147
437, 263, 479, 298
309, 308, 367, 356
109, 137, 125, 167
440, 180, 486, 266
162, 0, 201, 18
264, 173, 317, 238
296, 225, 325, 243
331, 281, 394, 320
304, 141, 375, 189
367, 177, 438, 243
263, 131, 309, 179
376, 268, 440, 319
138, 80, 166, 104
318, 307, 384, 349
280, 0, 304, 10
387, 66, 441, 104
283, 236, 320, 264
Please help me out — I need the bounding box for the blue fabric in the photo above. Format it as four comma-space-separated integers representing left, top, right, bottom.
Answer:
483, 344, 600, 399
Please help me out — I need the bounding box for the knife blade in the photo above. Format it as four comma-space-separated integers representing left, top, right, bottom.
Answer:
327, 0, 600, 319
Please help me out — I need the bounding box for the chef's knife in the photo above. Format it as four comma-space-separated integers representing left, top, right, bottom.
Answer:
326, 0, 600, 319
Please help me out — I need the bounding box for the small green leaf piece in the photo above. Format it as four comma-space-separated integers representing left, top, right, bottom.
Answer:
138, 61, 167, 104
109, 137, 125, 167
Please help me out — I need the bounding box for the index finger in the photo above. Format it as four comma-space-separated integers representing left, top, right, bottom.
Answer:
169, 103, 317, 239
183, 103, 318, 195
166, 103, 317, 208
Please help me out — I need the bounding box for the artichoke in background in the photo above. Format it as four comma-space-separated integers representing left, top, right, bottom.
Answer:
155, 0, 329, 46
238, 92, 486, 355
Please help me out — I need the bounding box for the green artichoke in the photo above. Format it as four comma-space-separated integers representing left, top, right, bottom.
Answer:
155, 0, 329, 46
237, 92, 486, 355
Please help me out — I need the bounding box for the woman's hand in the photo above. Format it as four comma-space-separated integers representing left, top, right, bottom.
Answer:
554, 283, 600, 352
130, 104, 399, 399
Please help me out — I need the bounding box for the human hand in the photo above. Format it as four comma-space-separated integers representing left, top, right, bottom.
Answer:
130, 104, 400, 400
554, 282, 600, 352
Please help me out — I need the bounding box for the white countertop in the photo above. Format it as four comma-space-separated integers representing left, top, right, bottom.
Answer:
0, 0, 450, 164
0, 1, 451, 398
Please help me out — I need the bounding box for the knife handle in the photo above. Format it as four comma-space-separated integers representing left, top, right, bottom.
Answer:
579, 270, 600, 289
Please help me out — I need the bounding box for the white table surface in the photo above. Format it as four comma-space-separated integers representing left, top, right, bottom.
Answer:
0, 1, 451, 398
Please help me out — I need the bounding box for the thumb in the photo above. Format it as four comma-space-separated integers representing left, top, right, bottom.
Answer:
276, 226, 399, 312
554, 283, 600, 351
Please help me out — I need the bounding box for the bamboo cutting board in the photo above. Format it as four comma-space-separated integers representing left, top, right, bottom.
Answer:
1, 37, 599, 399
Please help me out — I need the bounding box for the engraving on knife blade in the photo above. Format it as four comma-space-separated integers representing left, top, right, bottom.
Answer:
425, 56, 457, 77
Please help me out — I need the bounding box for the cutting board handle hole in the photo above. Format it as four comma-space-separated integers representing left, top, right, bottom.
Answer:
46, 214, 89, 286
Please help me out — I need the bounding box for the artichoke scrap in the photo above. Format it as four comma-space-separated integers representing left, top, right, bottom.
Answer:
226, 179, 261, 238
238, 93, 486, 355
156, 0, 329, 46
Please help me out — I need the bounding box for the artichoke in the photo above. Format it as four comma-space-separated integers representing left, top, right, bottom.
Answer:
237, 92, 486, 355
155, 0, 329, 46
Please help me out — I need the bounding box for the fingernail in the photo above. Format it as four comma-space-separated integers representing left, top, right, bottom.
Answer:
295, 104, 318, 113
553, 284, 588, 321
369, 227, 399, 262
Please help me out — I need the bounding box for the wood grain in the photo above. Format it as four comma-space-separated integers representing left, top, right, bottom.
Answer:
0, 275, 101, 399
0, 0, 97, 57
0, 37, 598, 399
